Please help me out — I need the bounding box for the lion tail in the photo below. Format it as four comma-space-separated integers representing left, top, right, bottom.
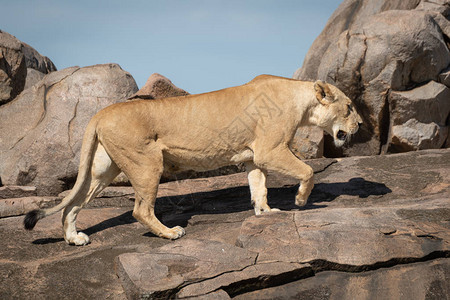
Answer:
24, 118, 99, 230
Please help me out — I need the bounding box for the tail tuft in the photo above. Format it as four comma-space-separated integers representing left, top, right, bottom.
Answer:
24, 209, 44, 230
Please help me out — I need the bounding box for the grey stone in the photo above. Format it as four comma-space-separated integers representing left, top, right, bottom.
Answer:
21, 42, 57, 74
0, 64, 138, 195
289, 126, 324, 159
295, 1, 450, 156
389, 81, 450, 126
391, 119, 448, 151
296, 0, 421, 82
0, 30, 26, 105
24, 68, 45, 90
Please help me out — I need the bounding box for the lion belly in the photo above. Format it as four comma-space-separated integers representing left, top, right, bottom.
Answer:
162, 147, 253, 172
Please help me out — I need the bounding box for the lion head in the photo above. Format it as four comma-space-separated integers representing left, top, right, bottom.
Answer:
311, 80, 362, 147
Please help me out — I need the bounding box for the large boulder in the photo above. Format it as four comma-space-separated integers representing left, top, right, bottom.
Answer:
295, 0, 422, 82
0, 64, 138, 195
0, 30, 27, 105
295, 1, 450, 156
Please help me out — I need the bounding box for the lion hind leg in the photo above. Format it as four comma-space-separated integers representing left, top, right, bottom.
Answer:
62, 143, 120, 245
245, 162, 279, 215
126, 150, 185, 240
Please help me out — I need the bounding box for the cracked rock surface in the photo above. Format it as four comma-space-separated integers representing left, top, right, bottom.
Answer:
0, 64, 138, 195
1, 149, 448, 299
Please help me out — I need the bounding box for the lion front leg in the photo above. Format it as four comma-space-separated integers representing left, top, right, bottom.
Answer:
253, 145, 314, 208
245, 162, 280, 215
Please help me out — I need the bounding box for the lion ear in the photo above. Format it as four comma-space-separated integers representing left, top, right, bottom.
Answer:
314, 80, 335, 105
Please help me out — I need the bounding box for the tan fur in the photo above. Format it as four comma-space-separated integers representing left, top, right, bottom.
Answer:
33, 75, 362, 245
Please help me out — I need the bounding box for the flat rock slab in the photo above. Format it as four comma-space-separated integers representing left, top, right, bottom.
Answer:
0, 185, 37, 199
0, 196, 58, 218
116, 239, 258, 299
237, 200, 449, 268
116, 238, 312, 299
235, 258, 450, 300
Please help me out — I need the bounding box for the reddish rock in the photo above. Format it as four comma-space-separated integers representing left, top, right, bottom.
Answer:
0, 185, 37, 199
128, 73, 189, 100
115, 239, 258, 299
0, 196, 59, 218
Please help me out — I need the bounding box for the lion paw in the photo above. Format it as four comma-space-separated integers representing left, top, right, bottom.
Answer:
164, 226, 185, 240
66, 232, 90, 246
255, 207, 281, 215
295, 194, 308, 207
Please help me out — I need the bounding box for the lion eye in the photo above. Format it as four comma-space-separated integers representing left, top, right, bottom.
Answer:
345, 104, 352, 117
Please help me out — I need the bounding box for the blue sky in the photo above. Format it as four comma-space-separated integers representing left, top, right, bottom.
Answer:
1, 0, 340, 94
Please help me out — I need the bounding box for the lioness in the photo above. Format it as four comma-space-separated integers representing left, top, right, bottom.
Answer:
24, 75, 361, 245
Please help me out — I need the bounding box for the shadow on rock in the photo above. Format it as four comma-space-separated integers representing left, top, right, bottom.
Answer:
32, 237, 65, 245
31, 178, 390, 243
83, 210, 136, 236
309, 177, 392, 203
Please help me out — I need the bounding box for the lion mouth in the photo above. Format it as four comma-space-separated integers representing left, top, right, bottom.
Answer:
336, 130, 348, 141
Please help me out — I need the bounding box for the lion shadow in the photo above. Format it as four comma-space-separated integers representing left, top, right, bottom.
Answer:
32, 177, 391, 244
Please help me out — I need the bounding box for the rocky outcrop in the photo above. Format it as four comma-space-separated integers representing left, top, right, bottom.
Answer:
21, 42, 57, 90
0, 30, 27, 105
112, 149, 450, 299
0, 31, 57, 105
295, 0, 450, 156
0, 64, 138, 195
0, 149, 448, 299
21, 42, 57, 75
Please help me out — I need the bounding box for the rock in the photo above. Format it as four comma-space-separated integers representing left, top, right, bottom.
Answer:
0, 185, 37, 199
416, 0, 450, 16
296, 0, 422, 82
24, 68, 45, 90
391, 119, 448, 151
237, 203, 449, 266
0, 64, 138, 195
21, 42, 57, 74
0, 30, 26, 105
326, 10, 449, 155
235, 259, 450, 300
128, 73, 189, 100
115, 239, 259, 299
0, 196, 59, 218
438, 67, 450, 87
0, 149, 449, 299
177, 261, 311, 298
295, 2, 450, 156
289, 126, 324, 159
389, 81, 450, 127
388, 81, 450, 151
